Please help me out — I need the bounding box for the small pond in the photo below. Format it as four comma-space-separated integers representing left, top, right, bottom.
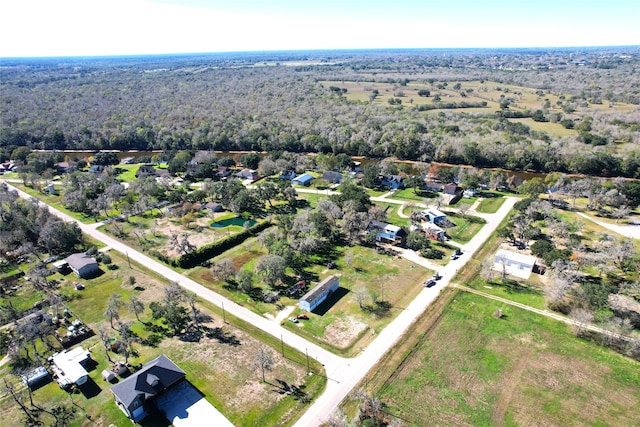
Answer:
211, 217, 257, 228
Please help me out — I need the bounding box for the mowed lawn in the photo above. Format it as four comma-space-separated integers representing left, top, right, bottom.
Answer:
364, 291, 640, 426
282, 245, 432, 356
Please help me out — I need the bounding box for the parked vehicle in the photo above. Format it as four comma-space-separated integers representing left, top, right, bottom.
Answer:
425, 279, 436, 288
296, 314, 309, 320
432, 273, 442, 281
288, 317, 299, 323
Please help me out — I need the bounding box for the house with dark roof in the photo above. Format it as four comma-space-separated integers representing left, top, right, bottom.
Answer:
135, 165, 157, 178
56, 161, 77, 174
381, 175, 404, 189
279, 170, 296, 180
65, 253, 99, 278
111, 354, 186, 423
292, 173, 314, 186
89, 165, 104, 174
205, 202, 223, 212
322, 171, 342, 184
299, 276, 340, 312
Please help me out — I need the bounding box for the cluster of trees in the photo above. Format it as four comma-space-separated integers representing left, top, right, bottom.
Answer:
494, 181, 640, 348
2, 48, 639, 177
0, 183, 83, 259
209, 181, 391, 302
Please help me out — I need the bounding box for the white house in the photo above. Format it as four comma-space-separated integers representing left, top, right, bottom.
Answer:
493, 249, 536, 279
299, 276, 340, 312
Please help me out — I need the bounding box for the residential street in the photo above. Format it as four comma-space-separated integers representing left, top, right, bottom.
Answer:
5, 181, 517, 426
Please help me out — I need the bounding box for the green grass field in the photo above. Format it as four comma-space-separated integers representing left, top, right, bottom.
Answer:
355, 289, 640, 426
476, 196, 506, 214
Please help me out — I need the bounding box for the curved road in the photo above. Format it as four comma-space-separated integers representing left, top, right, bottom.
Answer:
5, 181, 517, 426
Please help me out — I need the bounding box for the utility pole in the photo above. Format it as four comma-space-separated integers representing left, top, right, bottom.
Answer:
281, 334, 284, 356
222, 301, 226, 323
306, 348, 310, 374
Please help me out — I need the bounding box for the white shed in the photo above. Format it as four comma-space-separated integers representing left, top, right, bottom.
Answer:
102, 369, 116, 382
494, 249, 536, 279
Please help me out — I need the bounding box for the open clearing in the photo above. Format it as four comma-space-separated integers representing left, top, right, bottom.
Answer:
354, 289, 640, 426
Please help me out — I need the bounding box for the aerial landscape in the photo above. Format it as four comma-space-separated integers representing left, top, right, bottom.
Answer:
1, 1, 639, 426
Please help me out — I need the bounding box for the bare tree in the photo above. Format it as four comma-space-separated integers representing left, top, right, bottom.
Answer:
97, 324, 113, 363
569, 308, 595, 336
353, 286, 370, 310
128, 296, 145, 322
211, 259, 237, 283
104, 293, 123, 329
480, 258, 495, 282
253, 346, 274, 382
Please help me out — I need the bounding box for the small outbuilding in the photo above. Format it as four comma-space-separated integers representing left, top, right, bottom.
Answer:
102, 369, 116, 382
494, 248, 536, 279
299, 276, 340, 312
66, 253, 99, 278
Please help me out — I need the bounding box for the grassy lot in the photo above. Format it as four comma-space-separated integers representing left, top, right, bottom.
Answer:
445, 213, 486, 244
373, 202, 410, 228
113, 164, 141, 183
281, 245, 432, 356
191, 240, 432, 356
0, 250, 325, 427
476, 196, 506, 213
350, 289, 640, 426
388, 188, 432, 203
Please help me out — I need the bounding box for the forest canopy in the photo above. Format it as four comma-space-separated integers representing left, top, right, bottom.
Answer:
1, 48, 640, 177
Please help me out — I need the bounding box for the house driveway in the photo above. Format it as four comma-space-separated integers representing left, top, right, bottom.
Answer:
156, 381, 233, 427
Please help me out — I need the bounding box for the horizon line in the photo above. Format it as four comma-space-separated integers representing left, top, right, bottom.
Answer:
2, 45, 640, 61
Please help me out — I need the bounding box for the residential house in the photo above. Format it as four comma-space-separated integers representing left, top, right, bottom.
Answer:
0, 161, 17, 174
381, 175, 404, 189
463, 189, 479, 198
322, 171, 342, 184
494, 248, 536, 279
111, 354, 186, 423
135, 165, 157, 178
205, 202, 223, 212
444, 182, 459, 195
217, 166, 232, 179
423, 180, 444, 192
292, 173, 314, 186
65, 253, 99, 278
279, 170, 296, 180
88, 165, 104, 174
368, 220, 407, 244
52, 347, 91, 387
423, 222, 446, 241
422, 208, 447, 226
55, 161, 77, 174
234, 168, 258, 181
299, 276, 340, 312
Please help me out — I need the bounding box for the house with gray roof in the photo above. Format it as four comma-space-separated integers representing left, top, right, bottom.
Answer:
111, 354, 186, 423
65, 253, 99, 278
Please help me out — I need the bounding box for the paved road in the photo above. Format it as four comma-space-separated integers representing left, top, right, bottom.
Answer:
4, 181, 517, 426
575, 211, 640, 240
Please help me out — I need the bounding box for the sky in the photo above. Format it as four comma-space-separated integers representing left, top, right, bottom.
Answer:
1, 0, 638, 57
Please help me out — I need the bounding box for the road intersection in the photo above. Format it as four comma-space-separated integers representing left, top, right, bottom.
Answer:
6, 181, 517, 425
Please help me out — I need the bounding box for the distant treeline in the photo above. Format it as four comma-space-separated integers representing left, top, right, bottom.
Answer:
1, 50, 640, 178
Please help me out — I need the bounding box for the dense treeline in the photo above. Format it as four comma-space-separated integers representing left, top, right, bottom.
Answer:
1, 48, 640, 177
